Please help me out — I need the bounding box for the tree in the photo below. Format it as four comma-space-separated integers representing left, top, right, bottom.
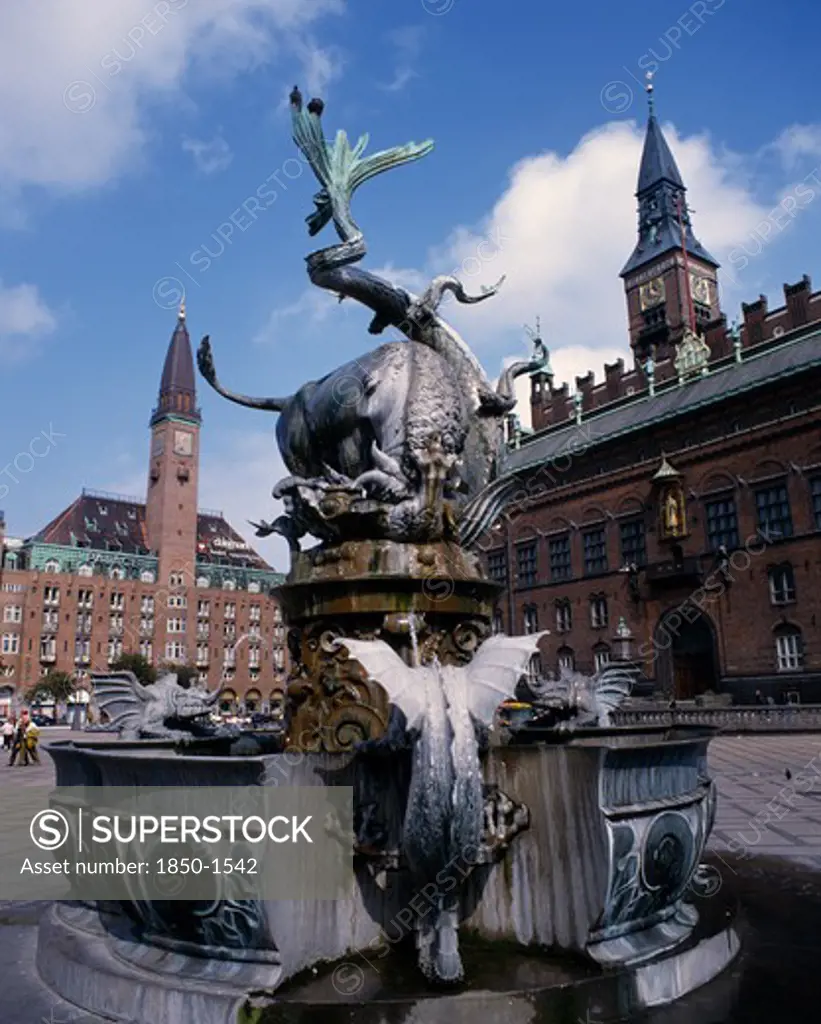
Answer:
25, 670, 75, 708
109, 653, 157, 685
158, 662, 198, 689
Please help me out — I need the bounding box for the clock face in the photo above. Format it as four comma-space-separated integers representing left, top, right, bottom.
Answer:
173, 430, 193, 456
690, 273, 710, 305
639, 277, 665, 311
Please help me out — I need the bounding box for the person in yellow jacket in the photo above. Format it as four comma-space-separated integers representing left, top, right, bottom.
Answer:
24, 718, 40, 764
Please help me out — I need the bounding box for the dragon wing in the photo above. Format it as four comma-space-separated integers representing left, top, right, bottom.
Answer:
335, 638, 429, 731
593, 667, 633, 716
465, 632, 550, 727
90, 671, 152, 733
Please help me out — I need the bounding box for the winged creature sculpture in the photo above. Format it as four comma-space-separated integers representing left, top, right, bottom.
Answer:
524, 665, 633, 730
337, 631, 548, 984
90, 670, 221, 741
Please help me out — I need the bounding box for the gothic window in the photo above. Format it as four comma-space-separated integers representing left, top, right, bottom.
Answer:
755, 482, 793, 540
557, 646, 574, 673
811, 476, 821, 530
140, 570, 155, 583
549, 535, 572, 581
516, 541, 538, 586
590, 595, 608, 629
619, 517, 646, 567
583, 527, 607, 576
593, 644, 611, 673
109, 565, 124, 580
487, 549, 507, 583
705, 495, 739, 551
769, 564, 796, 605
523, 605, 539, 634
775, 626, 803, 672
555, 599, 572, 633
169, 572, 184, 587
43, 559, 61, 574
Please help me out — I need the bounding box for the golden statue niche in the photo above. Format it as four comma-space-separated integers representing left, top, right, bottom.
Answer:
653, 457, 687, 540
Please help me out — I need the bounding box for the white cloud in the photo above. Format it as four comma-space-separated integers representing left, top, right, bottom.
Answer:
0, 0, 343, 202
288, 35, 344, 98
769, 123, 821, 170
252, 286, 339, 345
0, 280, 58, 362
420, 119, 779, 423
182, 133, 233, 174
379, 26, 423, 93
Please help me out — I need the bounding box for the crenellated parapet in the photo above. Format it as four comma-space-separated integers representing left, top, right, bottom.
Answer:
531, 274, 821, 433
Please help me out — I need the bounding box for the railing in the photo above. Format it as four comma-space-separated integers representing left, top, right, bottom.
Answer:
612, 704, 821, 732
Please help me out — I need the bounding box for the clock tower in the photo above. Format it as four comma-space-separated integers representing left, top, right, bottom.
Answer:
145, 302, 201, 587
620, 82, 721, 364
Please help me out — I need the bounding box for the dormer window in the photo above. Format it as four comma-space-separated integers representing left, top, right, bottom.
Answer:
98, 504, 108, 516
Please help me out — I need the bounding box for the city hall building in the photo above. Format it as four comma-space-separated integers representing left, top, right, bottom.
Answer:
0, 307, 286, 718
485, 106, 821, 704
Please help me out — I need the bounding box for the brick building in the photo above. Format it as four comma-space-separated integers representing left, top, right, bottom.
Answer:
486, 104, 821, 704
0, 306, 286, 718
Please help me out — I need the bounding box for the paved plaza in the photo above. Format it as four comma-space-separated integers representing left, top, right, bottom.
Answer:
2, 729, 821, 867
1, 730, 821, 1023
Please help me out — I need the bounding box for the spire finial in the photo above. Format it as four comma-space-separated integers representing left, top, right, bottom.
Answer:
645, 70, 655, 115
178, 297, 186, 321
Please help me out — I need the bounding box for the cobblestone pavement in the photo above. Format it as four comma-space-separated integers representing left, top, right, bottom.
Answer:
706, 733, 821, 871
1, 730, 820, 1023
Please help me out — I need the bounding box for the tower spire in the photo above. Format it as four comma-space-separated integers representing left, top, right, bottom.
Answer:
151, 308, 200, 427
645, 70, 655, 116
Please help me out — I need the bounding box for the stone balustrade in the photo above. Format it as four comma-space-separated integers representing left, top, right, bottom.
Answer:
612, 704, 821, 732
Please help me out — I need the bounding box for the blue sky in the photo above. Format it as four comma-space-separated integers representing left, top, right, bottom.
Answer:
2, 0, 821, 571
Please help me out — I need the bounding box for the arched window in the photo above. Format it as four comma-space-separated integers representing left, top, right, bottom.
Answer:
196, 576, 210, 588
223, 579, 236, 591
775, 625, 803, 672
593, 644, 611, 673
44, 559, 61, 574
109, 565, 124, 580
244, 689, 262, 713
557, 646, 574, 674
590, 594, 608, 629
78, 563, 93, 577
140, 570, 156, 584
769, 564, 796, 605
523, 605, 538, 634
555, 599, 572, 633
248, 581, 260, 593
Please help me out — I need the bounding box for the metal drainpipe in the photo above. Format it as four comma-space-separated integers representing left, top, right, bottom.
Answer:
506, 523, 515, 633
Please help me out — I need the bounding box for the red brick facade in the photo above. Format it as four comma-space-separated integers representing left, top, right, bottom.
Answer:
0, 310, 287, 718
487, 113, 821, 704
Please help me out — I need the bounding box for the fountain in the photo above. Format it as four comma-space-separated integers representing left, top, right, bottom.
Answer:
35, 88, 739, 1023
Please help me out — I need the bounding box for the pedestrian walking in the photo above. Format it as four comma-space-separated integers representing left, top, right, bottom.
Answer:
8, 709, 31, 766
1, 717, 14, 751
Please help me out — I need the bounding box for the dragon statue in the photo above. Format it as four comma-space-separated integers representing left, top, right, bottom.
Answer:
89, 670, 221, 741
337, 631, 547, 984
197, 87, 545, 550
518, 666, 634, 732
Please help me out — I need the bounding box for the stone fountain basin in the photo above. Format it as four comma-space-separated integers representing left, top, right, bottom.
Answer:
37, 725, 735, 1023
